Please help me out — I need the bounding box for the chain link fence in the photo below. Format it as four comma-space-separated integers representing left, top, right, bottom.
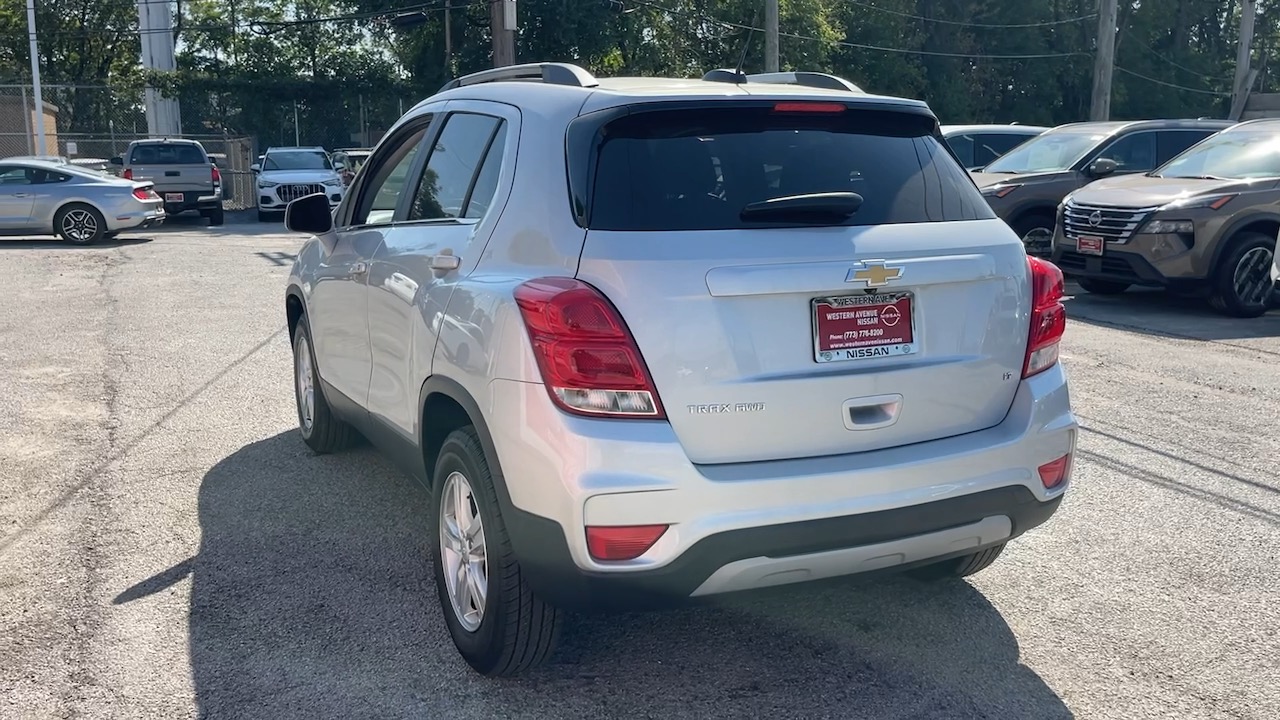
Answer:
0, 84, 421, 211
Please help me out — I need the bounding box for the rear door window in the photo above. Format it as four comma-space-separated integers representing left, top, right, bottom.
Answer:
130, 144, 206, 165
945, 134, 975, 168
582, 104, 993, 231
1157, 130, 1214, 164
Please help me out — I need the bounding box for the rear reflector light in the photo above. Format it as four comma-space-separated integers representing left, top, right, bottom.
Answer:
514, 277, 665, 419
1023, 256, 1067, 378
122, 168, 133, 180
773, 101, 846, 113
132, 187, 156, 201
586, 525, 669, 561
1038, 454, 1072, 489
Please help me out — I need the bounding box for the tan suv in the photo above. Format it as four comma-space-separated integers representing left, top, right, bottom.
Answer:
1050, 119, 1280, 317
972, 119, 1233, 256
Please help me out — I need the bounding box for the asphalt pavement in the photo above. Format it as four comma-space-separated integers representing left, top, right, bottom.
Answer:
1, 215, 1277, 719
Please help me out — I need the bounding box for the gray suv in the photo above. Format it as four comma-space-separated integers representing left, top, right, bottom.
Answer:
1052, 119, 1280, 317
282, 63, 1078, 676
972, 119, 1233, 256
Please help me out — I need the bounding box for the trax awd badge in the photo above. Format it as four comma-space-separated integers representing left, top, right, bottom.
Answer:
688, 403, 766, 415
845, 261, 904, 290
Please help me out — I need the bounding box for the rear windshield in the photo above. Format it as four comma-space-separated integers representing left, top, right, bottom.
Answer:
130, 144, 207, 165
579, 104, 993, 231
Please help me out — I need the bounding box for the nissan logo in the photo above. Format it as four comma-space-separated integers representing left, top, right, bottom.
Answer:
1088, 210, 1103, 226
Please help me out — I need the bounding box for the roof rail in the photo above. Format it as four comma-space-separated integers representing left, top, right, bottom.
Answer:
438, 62, 599, 94
700, 69, 863, 93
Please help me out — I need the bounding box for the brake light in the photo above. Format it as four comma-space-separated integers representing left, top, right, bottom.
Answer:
131, 187, 156, 201
122, 168, 133, 180
1038, 453, 1072, 489
211, 165, 221, 184
514, 277, 665, 418
586, 525, 669, 561
1023, 256, 1067, 378
773, 101, 846, 113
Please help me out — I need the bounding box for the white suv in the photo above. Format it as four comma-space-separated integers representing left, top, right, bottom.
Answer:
282, 63, 1078, 677
252, 146, 344, 222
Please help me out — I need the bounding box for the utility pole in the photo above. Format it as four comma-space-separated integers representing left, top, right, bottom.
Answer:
490, 0, 516, 68
1230, 0, 1257, 120
444, 0, 452, 73
24, 0, 46, 155
764, 0, 779, 73
1090, 0, 1119, 121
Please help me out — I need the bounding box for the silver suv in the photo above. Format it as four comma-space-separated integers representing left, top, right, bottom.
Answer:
282, 63, 1078, 677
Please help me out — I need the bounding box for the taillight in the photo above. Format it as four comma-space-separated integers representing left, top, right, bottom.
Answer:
513, 277, 665, 419
1038, 453, 1072, 489
123, 168, 133, 180
1023, 256, 1066, 378
131, 187, 153, 201
211, 165, 221, 184
586, 525, 669, 561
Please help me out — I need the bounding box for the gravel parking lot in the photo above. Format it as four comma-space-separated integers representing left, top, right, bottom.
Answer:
1, 214, 1278, 719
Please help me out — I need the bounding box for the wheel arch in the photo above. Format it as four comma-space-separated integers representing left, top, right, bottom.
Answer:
417, 376, 509, 502
285, 286, 306, 340
1208, 213, 1280, 273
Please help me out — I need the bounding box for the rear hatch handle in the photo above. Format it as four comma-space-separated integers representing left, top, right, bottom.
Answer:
842, 394, 903, 431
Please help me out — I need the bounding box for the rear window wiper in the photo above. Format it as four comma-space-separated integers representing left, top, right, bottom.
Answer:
739, 192, 863, 222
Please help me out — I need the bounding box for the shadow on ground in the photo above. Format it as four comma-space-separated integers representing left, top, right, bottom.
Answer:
116, 432, 1071, 719
1064, 282, 1280, 342
0, 236, 154, 250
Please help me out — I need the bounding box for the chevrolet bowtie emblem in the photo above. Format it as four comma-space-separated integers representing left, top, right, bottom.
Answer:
845, 262, 903, 287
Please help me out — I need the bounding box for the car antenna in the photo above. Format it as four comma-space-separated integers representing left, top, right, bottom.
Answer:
731, 6, 762, 81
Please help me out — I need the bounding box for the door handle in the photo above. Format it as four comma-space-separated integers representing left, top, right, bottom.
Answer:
842, 394, 903, 431
12, 192, 31, 198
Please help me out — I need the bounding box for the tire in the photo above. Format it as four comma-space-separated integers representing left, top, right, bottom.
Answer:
1077, 278, 1131, 295
430, 426, 563, 677
907, 543, 1007, 581
207, 205, 225, 226
54, 203, 107, 245
1208, 231, 1276, 318
1012, 213, 1055, 258
291, 315, 356, 453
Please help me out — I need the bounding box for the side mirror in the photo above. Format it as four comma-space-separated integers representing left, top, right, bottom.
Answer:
250, 163, 261, 173
109, 156, 123, 166
1088, 157, 1118, 178
285, 193, 334, 235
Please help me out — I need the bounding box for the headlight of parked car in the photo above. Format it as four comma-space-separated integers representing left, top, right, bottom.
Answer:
1140, 219, 1195, 235
258, 179, 279, 188
1157, 193, 1237, 212
323, 178, 343, 187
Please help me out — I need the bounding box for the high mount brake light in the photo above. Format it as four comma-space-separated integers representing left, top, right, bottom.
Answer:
772, 101, 847, 114
1023, 256, 1067, 379
514, 277, 666, 419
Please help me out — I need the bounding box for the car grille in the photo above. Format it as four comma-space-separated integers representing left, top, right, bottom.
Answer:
276, 183, 325, 203
1061, 201, 1158, 244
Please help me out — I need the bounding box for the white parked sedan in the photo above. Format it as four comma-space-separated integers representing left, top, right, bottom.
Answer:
0, 158, 165, 244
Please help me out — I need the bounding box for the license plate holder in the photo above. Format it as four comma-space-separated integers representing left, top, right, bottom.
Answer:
1077, 235, 1105, 256
164, 192, 184, 203
812, 292, 917, 364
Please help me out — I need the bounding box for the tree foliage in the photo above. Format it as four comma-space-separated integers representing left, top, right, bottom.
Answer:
0, 0, 1277, 144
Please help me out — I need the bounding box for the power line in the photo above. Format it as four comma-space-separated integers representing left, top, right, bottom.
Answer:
1114, 66, 1231, 96
1122, 31, 1224, 83
837, 0, 1097, 30
626, 0, 1087, 59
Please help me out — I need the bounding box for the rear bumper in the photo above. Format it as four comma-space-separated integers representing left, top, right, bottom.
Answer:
487, 362, 1077, 609
107, 205, 166, 232
158, 191, 221, 214
507, 486, 1060, 610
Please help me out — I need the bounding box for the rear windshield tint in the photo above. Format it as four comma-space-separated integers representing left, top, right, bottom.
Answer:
130, 144, 206, 165
582, 105, 993, 231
